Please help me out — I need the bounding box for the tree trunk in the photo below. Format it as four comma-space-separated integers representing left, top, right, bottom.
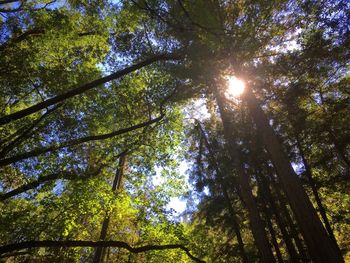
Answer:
214, 87, 275, 263
270, 175, 310, 262
244, 88, 343, 263
295, 135, 341, 252
256, 170, 301, 262
263, 206, 284, 263
197, 122, 248, 263
93, 154, 126, 263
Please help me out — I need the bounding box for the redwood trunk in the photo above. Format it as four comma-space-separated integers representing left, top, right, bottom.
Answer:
257, 171, 300, 262
244, 88, 343, 263
198, 123, 248, 263
295, 135, 340, 252
214, 88, 275, 263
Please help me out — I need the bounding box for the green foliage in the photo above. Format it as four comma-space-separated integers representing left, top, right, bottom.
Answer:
0, 0, 349, 262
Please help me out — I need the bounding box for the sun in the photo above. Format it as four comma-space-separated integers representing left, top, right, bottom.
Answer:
226, 76, 245, 97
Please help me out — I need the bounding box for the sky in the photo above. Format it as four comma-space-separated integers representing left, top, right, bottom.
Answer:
152, 98, 211, 218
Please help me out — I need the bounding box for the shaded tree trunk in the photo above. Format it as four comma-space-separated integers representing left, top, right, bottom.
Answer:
197, 122, 248, 263
256, 170, 301, 262
244, 88, 343, 262
295, 135, 341, 253
270, 174, 310, 262
214, 87, 275, 263
263, 207, 284, 263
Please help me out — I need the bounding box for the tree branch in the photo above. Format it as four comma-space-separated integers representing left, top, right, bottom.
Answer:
0, 113, 164, 167
0, 0, 21, 4
0, 105, 60, 156
0, 53, 181, 126
0, 240, 205, 263
0, 165, 105, 201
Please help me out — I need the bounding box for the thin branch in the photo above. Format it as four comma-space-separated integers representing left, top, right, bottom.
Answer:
176, 0, 223, 37
0, 105, 61, 156
0, 173, 74, 201
0, 0, 24, 12
0, 28, 44, 51
0, 240, 206, 263
0, 251, 30, 259
0, 165, 105, 201
0, 112, 164, 167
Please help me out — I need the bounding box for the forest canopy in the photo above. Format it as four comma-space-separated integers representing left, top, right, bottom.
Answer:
0, 0, 349, 262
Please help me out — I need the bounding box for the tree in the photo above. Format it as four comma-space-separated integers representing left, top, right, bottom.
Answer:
1, 0, 350, 262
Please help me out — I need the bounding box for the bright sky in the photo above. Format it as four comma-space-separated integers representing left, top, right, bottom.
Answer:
153, 99, 211, 219
166, 161, 188, 215
164, 85, 247, 217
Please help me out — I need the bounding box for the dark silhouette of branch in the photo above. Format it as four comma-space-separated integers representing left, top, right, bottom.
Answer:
0, 251, 30, 259
0, 53, 180, 126
131, 0, 185, 32
0, 0, 24, 13
0, 240, 205, 263
176, 0, 224, 36
0, 0, 21, 4
0, 165, 105, 201
0, 113, 164, 167
0, 28, 44, 51
0, 29, 102, 52
0, 105, 60, 156
0, 0, 56, 13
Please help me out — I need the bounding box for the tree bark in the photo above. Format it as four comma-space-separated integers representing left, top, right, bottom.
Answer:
244, 88, 344, 263
263, 206, 284, 263
254, 162, 301, 263
270, 175, 310, 262
295, 135, 341, 252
